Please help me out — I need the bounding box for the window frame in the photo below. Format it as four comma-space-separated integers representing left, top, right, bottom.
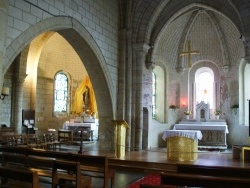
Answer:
53, 71, 70, 116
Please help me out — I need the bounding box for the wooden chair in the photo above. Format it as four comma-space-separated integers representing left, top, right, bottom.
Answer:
52, 159, 91, 188
0, 166, 39, 188
42, 132, 62, 150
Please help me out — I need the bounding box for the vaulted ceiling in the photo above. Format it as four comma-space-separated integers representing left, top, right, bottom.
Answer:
123, 0, 249, 72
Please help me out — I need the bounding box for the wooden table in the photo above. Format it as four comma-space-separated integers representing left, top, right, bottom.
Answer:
58, 129, 73, 144
63, 122, 96, 141
173, 121, 228, 149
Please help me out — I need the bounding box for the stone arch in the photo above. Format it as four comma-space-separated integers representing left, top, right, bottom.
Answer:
4, 16, 114, 124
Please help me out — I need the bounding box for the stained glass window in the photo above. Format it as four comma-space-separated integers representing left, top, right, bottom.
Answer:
152, 72, 156, 118
196, 68, 214, 108
54, 73, 68, 112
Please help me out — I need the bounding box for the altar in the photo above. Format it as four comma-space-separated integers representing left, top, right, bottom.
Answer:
174, 120, 228, 149
162, 130, 202, 161
63, 121, 98, 141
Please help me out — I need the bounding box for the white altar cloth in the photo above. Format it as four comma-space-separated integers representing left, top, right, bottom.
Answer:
173, 124, 229, 133
162, 130, 202, 140
63, 122, 96, 130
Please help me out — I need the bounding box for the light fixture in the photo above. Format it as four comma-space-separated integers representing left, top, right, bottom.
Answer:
1, 87, 10, 100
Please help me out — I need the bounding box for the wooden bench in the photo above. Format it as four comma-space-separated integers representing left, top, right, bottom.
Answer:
177, 164, 250, 179
52, 159, 91, 188
160, 172, 250, 188
70, 153, 115, 188
2, 153, 54, 184
140, 164, 250, 188
1, 153, 91, 187
0, 166, 39, 188
0, 146, 115, 188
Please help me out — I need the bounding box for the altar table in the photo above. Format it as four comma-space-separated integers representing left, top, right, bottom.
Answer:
173, 120, 228, 149
162, 130, 202, 161
62, 122, 98, 141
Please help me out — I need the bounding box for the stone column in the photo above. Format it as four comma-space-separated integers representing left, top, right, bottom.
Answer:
12, 56, 27, 134
245, 35, 250, 63
125, 30, 132, 151
0, 0, 8, 110
133, 43, 150, 151
117, 29, 126, 119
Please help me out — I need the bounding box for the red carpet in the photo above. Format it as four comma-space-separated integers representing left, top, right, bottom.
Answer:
126, 173, 176, 188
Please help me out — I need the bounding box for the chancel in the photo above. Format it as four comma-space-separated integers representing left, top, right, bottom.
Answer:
174, 101, 228, 149
1, 1, 250, 187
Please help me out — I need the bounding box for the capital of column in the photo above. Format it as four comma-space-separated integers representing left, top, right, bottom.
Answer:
133, 43, 151, 54
242, 56, 250, 64
133, 43, 152, 69
16, 74, 28, 84
241, 33, 250, 56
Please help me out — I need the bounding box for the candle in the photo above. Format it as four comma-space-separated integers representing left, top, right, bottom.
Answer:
1, 87, 9, 96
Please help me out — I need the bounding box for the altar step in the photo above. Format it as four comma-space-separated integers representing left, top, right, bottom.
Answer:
198, 145, 227, 151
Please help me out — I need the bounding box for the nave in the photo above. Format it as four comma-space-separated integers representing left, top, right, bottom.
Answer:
1, 142, 250, 188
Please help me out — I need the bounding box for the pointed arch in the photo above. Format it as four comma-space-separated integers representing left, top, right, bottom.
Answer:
4, 16, 114, 120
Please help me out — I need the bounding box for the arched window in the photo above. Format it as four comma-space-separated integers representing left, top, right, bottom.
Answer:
239, 62, 250, 125
54, 72, 69, 112
152, 65, 166, 123
195, 67, 214, 109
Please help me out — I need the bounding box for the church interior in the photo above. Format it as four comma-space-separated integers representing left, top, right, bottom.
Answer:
1, 0, 250, 187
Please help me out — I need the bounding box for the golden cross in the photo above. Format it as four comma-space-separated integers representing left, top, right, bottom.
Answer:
180, 40, 199, 68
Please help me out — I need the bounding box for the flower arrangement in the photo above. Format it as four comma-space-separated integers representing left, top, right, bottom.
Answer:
184, 110, 192, 115
214, 109, 222, 115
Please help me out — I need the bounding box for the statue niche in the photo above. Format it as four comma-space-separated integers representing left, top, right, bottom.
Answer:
196, 101, 210, 121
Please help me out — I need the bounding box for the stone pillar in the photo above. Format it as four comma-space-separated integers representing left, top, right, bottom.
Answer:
12, 57, 27, 134
0, 0, 8, 110
117, 29, 126, 119
133, 43, 150, 151
125, 30, 132, 151
12, 78, 25, 133
245, 35, 250, 63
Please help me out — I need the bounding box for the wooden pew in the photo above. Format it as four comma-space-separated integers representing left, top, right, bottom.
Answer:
28, 148, 71, 160
70, 153, 115, 188
0, 146, 115, 188
1, 153, 91, 187
52, 159, 91, 188
177, 164, 250, 178
28, 149, 115, 188
161, 172, 250, 188
2, 153, 54, 184
0, 166, 39, 188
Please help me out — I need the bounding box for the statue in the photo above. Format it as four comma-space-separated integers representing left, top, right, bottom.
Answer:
83, 86, 91, 114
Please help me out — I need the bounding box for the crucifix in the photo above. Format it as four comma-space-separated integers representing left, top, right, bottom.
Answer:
180, 40, 199, 68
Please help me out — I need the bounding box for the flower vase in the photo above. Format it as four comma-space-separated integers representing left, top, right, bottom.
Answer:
186, 115, 190, 120
216, 115, 219, 120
